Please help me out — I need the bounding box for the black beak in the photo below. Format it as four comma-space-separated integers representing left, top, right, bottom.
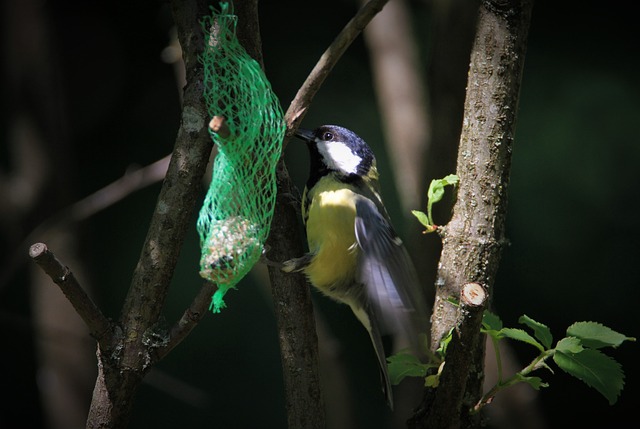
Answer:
294, 128, 315, 142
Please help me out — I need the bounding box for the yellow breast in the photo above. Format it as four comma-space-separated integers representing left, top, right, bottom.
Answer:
303, 177, 359, 294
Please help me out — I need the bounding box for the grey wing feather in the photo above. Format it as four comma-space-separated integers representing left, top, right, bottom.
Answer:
354, 197, 430, 354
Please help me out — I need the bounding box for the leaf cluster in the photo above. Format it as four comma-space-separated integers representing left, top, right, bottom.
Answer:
387, 312, 635, 412
482, 313, 634, 409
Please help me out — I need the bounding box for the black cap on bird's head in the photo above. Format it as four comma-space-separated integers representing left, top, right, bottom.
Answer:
295, 125, 375, 181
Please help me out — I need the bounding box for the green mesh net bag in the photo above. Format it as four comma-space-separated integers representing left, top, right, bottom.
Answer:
197, 3, 284, 313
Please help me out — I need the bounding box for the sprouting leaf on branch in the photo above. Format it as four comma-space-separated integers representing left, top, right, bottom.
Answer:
428, 174, 459, 203
412, 174, 459, 233
436, 327, 454, 359
411, 210, 430, 230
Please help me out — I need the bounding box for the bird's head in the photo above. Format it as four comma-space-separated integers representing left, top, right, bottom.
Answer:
295, 125, 376, 182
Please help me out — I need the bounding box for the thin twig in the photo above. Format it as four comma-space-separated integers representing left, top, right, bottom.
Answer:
28, 242, 113, 346
283, 0, 389, 144
209, 116, 230, 138
156, 281, 216, 360
1, 156, 170, 292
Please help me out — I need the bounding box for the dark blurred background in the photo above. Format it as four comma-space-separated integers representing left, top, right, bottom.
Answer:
1, 1, 637, 428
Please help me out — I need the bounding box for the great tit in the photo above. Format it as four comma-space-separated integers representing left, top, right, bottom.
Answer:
283, 124, 429, 408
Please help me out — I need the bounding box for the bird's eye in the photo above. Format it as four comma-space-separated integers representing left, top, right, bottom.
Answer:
322, 132, 334, 141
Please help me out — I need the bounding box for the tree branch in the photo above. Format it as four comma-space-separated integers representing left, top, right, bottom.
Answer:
117, 0, 213, 367
410, 1, 534, 428
86, 1, 214, 426
265, 2, 391, 427
28, 242, 113, 346
26, 2, 398, 428
2, 156, 169, 293
156, 281, 216, 360
266, 164, 324, 428
283, 0, 390, 142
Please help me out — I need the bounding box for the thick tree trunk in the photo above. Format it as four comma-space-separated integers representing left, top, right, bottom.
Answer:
410, 1, 534, 428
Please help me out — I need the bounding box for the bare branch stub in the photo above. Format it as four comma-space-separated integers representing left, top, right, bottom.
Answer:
29, 242, 113, 345
461, 282, 486, 307
209, 115, 231, 138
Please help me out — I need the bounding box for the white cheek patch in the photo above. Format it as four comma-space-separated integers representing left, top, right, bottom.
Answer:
317, 141, 361, 174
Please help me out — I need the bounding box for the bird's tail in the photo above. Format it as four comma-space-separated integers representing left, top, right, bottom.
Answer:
349, 301, 394, 409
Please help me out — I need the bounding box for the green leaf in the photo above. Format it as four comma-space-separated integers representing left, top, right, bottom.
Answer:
513, 373, 549, 390
425, 374, 439, 387
411, 210, 431, 228
553, 348, 625, 405
519, 315, 553, 349
424, 361, 445, 388
425, 174, 459, 226
482, 310, 503, 331
427, 180, 445, 203
556, 337, 584, 354
437, 327, 454, 358
442, 174, 460, 184
427, 175, 459, 203
566, 321, 636, 349
387, 353, 429, 385
445, 296, 460, 307
500, 328, 545, 352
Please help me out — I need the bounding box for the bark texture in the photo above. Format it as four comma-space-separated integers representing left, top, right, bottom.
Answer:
83, 1, 216, 427
410, 1, 534, 428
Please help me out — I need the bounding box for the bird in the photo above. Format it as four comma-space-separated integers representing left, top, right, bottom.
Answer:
283, 124, 429, 408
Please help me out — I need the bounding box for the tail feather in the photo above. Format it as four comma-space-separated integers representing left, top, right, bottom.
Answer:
349, 301, 393, 409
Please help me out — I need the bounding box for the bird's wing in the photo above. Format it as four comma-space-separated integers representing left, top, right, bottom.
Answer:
353, 197, 429, 353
